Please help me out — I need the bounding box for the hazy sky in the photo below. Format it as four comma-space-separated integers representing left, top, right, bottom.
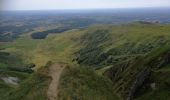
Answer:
1, 0, 170, 10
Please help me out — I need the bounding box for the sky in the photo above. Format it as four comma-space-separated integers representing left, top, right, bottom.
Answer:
1, 0, 170, 11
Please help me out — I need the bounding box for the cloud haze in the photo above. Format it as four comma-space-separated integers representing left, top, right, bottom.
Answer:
1, 0, 170, 10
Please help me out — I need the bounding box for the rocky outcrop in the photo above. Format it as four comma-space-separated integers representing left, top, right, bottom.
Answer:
152, 52, 170, 69
0, 76, 19, 86
126, 67, 151, 100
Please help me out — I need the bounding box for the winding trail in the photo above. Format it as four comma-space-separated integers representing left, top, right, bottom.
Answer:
47, 64, 65, 100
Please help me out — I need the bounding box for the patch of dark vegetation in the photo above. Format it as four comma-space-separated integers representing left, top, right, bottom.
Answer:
0, 52, 23, 68
135, 21, 157, 24
74, 29, 111, 67
31, 27, 71, 39
0, 51, 35, 73
31, 32, 48, 39
7, 66, 34, 73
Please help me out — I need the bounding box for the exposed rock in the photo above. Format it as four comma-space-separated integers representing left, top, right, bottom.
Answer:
150, 83, 156, 90
126, 67, 151, 100
151, 52, 170, 69
1, 77, 19, 86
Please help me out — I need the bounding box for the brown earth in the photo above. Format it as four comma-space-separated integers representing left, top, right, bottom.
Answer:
47, 64, 65, 100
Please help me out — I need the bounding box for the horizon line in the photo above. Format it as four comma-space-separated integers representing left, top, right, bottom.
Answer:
1, 6, 170, 11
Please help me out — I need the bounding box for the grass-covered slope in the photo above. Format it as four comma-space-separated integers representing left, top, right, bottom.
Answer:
74, 23, 170, 68
0, 49, 30, 99
105, 44, 170, 99
58, 66, 119, 100
134, 46, 170, 100
72, 23, 170, 99
0, 58, 51, 100
7, 72, 50, 100
1, 22, 170, 100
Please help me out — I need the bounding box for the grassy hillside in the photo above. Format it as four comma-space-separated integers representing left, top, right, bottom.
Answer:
74, 23, 170, 68
58, 66, 119, 100
77, 23, 170, 100
72, 23, 170, 99
1, 22, 170, 100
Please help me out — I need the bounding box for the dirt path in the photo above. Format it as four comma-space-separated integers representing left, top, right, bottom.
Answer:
47, 64, 65, 100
